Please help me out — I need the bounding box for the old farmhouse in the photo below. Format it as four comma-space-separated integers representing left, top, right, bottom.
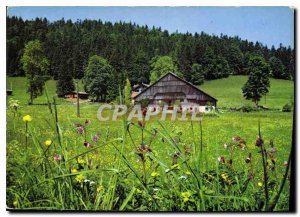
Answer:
132, 72, 217, 112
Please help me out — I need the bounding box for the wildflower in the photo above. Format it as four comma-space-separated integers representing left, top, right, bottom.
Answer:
138, 120, 145, 128
84, 142, 93, 148
268, 147, 276, 154
245, 153, 252, 163
84, 179, 94, 185
217, 156, 225, 163
44, 139, 52, 146
53, 154, 61, 161
224, 143, 228, 149
238, 143, 246, 150
184, 145, 191, 155
257, 182, 263, 187
93, 133, 100, 142
85, 119, 91, 124
13, 200, 18, 207
74, 122, 82, 127
284, 161, 289, 167
75, 174, 86, 183
77, 158, 85, 165
171, 164, 181, 170
22, 115, 32, 122
221, 173, 228, 181
185, 171, 192, 176
181, 191, 192, 198
248, 173, 254, 180
181, 191, 192, 203
255, 136, 263, 147
183, 197, 189, 203
178, 176, 187, 180
232, 136, 241, 142
97, 185, 104, 193
151, 171, 160, 177
71, 168, 78, 173
77, 126, 85, 134
137, 144, 151, 154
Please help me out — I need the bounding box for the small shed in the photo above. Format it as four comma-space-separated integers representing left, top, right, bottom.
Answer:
133, 72, 217, 112
65, 91, 89, 99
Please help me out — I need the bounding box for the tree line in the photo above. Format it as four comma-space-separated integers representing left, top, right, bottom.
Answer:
7, 16, 295, 102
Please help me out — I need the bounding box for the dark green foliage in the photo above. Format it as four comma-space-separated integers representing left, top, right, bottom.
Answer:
190, 63, 204, 85
56, 73, 74, 97
7, 16, 295, 88
269, 56, 288, 79
242, 56, 270, 107
150, 56, 179, 83
83, 55, 117, 102
282, 103, 292, 112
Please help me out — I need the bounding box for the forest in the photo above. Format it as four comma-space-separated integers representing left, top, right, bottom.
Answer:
7, 16, 294, 88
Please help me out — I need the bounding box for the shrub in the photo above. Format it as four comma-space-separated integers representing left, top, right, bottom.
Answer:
282, 103, 292, 112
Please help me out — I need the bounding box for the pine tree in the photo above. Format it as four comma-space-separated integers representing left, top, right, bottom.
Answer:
190, 63, 205, 85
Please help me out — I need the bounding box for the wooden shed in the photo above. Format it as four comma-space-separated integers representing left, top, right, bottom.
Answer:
133, 72, 217, 112
65, 91, 89, 99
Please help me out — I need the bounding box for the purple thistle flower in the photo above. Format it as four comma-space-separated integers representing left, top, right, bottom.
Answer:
269, 147, 276, 154
255, 136, 263, 147
77, 126, 85, 134
84, 142, 93, 148
218, 156, 225, 163
93, 133, 100, 142
53, 154, 61, 161
74, 122, 82, 127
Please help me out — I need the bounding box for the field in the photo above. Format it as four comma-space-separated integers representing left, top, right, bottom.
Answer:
6, 76, 294, 211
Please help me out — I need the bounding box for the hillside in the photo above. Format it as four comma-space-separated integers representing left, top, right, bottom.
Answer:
200, 75, 294, 109
7, 76, 294, 109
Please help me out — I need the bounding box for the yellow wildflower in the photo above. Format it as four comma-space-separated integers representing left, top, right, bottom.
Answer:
183, 197, 189, 203
77, 158, 85, 165
258, 182, 263, 187
71, 168, 78, 173
181, 191, 192, 203
23, 115, 32, 122
181, 191, 192, 198
13, 200, 18, 207
97, 185, 104, 193
151, 171, 160, 177
44, 139, 52, 146
221, 173, 229, 180
75, 174, 86, 183
171, 164, 181, 170
185, 171, 191, 176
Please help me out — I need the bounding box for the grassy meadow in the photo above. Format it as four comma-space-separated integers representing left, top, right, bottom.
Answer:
6, 76, 294, 211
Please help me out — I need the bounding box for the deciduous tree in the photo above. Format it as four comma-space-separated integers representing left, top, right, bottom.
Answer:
21, 40, 49, 104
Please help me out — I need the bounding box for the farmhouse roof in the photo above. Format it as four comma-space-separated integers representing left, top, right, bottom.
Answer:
133, 72, 217, 101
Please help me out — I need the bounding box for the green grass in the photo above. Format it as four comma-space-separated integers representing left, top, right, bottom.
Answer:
199, 76, 294, 109
6, 76, 293, 211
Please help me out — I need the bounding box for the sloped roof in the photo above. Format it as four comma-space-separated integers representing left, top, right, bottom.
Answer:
133, 72, 217, 101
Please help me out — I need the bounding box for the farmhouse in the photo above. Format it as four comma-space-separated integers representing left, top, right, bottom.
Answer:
132, 72, 217, 112
131, 83, 149, 99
